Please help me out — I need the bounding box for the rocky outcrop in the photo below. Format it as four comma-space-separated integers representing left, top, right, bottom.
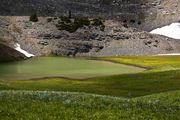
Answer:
0, 0, 180, 31
0, 1, 180, 57
0, 0, 164, 31
0, 44, 26, 62
0, 0, 147, 18
6, 16, 180, 57
0, 17, 27, 62
144, 0, 180, 31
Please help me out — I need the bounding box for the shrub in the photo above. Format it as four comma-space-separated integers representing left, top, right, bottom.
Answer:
92, 18, 105, 31
68, 10, 72, 19
56, 21, 78, 33
92, 18, 103, 26
47, 17, 52, 22
79, 18, 90, 26
138, 21, 142, 25
56, 17, 105, 33
57, 17, 90, 33
130, 19, 136, 24
100, 24, 105, 31
74, 17, 90, 27
59, 16, 71, 23
29, 11, 38, 22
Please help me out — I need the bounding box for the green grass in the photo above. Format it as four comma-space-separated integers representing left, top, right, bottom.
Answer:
0, 56, 179, 97
0, 57, 145, 80
0, 56, 180, 119
0, 69, 179, 97
0, 90, 179, 120
102, 56, 180, 71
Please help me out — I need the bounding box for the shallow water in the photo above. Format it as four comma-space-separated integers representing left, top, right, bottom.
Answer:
0, 57, 145, 80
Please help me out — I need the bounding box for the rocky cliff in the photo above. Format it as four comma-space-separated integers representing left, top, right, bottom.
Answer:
4, 16, 179, 57
1, 0, 180, 31
0, 0, 147, 18
0, 17, 27, 62
0, 0, 180, 59
0, 44, 26, 62
1, 0, 179, 31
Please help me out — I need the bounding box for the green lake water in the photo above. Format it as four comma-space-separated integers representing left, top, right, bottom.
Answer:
0, 57, 145, 80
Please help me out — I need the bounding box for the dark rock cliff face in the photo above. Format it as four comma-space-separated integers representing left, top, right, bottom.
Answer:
0, 0, 180, 31
1, 0, 179, 31
0, 0, 147, 16
0, 44, 26, 62
0, 0, 152, 30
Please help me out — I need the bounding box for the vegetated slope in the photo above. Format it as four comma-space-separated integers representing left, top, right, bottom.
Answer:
1, 70, 179, 97
103, 56, 180, 71
0, 90, 179, 120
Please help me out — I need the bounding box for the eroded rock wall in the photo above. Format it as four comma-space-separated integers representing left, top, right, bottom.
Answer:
1, 0, 180, 30
0, 0, 150, 29
0, 17, 27, 62
0, 1, 180, 58
0, 44, 27, 62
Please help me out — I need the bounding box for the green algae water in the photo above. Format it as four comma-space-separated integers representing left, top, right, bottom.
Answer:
0, 57, 145, 80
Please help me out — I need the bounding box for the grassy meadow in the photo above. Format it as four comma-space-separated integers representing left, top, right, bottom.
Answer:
0, 56, 179, 119
102, 56, 180, 71
0, 90, 179, 120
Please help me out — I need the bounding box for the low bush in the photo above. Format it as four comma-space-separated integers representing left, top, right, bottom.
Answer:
47, 17, 52, 22
29, 11, 38, 22
59, 16, 71, 23
56, 17, 105, 33
57, 17, 91, 33
92, 18, 105, 31
92, 18, 104, 26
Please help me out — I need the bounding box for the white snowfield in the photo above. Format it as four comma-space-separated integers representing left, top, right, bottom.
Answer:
150, 23, 180, 56
154, 53, 180, 56
14, 43, 35, 58
150, 23, 180, 39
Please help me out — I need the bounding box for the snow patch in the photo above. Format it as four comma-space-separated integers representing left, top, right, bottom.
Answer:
14, 43, 35, 58
150, 23, 180, 39
153, 53, 180, 56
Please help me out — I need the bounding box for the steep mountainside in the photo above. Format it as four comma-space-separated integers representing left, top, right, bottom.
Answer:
0, 0, 180, 30
6, 16, 180, 56
0, 0, 180, 59
0, 0, 180, 31
146, 0, 180, 30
